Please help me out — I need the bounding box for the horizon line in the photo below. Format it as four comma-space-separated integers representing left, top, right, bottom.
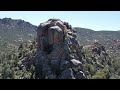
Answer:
0, 17, 119, 31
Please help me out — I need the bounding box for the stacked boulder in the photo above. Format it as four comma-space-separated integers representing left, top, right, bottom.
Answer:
34, 19, 86, 79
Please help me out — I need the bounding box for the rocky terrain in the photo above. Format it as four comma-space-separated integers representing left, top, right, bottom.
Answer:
18, 19, 86, 79
0, 18, 37, 50
0, 18, 120, 50
75, 27, 120, 47
0, 18, 120, 79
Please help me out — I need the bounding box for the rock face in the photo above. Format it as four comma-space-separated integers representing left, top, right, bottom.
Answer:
34, 19, 86, 79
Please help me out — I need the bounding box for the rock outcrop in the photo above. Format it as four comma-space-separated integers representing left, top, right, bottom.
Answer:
33, 19, 86, 79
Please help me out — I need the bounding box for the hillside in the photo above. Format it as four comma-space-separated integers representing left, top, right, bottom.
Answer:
0, 18, 37, 49
0, 18, 120, 48
75, 27, 120, 46
0, 18, 120, 79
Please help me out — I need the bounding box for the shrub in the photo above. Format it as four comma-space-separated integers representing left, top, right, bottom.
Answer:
91, 71, 107, 79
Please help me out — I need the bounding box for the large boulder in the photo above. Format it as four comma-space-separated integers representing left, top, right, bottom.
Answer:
48, 26, 63, 45
55, 20, 65, 31
70, 59, 82, 67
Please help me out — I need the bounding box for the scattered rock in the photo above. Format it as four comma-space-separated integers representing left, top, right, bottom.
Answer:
70, 59, 82, 67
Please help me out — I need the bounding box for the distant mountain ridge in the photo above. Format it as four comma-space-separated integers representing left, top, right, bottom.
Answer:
0, 18, 120, 49
0, 18, 37, 46
74, 27, 120, 47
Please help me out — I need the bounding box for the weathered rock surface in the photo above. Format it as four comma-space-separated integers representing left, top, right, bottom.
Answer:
22, 18, 87, 79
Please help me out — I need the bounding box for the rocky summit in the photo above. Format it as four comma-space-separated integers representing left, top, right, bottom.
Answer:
31, 19, 86, 79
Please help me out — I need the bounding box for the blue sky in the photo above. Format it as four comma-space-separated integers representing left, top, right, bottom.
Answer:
0, 11, 120, 31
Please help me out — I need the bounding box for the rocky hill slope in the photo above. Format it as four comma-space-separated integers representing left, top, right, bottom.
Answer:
0, 18, 37, 48
75, 27, 120, 47
0, 18, 120, 79
0, 18, 120, 50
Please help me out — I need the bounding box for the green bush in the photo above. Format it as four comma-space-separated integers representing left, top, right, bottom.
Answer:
0, 39, 37, 79
91, 71, 107, 79
91, 67, 110, 79
85, 64, 96, 76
